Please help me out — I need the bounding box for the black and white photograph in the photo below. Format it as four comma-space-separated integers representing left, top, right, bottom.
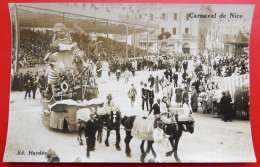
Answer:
4, 3, 255, 163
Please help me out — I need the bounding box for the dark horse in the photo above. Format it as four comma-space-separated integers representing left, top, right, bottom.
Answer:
121, 115, 194, 162
97, 110, 122, 151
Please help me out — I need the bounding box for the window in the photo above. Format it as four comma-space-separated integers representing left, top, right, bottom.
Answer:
173, 13, 177, 20
185, 28, 189, 34
74, 3, 78, 6
82, 3, 86, 8
161, 28, 165, 33
172, 28, 177, 35
186, 13, 190, 21
162, 13, 166, 20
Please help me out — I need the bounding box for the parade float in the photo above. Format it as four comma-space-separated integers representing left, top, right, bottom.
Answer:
41, 23, 103, 131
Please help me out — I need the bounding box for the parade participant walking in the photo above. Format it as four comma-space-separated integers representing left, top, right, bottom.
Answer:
38, 74, 46, 96
128, 84, 137, 108
175, 85, 183, 107
166, 83, 173, 105
173, 71, 178, 87
24, 79, 32, 100
31, 76, 37, 99
124, 69, 130, 83
148, 85, 155, 111
116, 68, 121, 82
155, 76, 159, 93
220, 92, 232, 122
190, 86, 198, 113
148, 74, 155, 87
159, 76, 165, 91
141, 83, 149, 111
85, 113, 99, 158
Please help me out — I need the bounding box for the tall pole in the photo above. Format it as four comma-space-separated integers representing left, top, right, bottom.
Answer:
146, 28, 149, 56
126, 24, 128, 60
62, 12, 65, 24
133, 25, 136, 58
14, 3, 20, 73
106, 19, 109, 62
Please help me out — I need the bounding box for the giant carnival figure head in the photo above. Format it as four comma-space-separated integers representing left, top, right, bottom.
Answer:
53, 23, 69, 41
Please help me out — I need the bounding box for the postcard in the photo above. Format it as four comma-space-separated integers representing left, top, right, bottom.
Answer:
4, 3, 255, 163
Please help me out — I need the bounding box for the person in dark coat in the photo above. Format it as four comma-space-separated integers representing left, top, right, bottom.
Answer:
148, 85, 155, 111
31, 75, 37, 99
24, 79, 32, 100
164, 69, 169, 80
148, 74, 155, 87
85, 113, 99, 158
173, 71, 178, 87
175, 61, 179, 72
142, 83, 149, 111
183, 61, 188, 72
220, 92, 232, 122
149, 98, 161, 115
38, 74, 46, 96
169, 68, 173, 83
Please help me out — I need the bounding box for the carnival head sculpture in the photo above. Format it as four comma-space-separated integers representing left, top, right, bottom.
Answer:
52, 23, 71, 42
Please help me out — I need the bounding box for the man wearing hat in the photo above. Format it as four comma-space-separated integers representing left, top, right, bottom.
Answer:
85, 113, 99, 158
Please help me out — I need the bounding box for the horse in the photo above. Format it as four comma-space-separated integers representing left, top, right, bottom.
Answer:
96, 107, 122, 151
121, 115, 194, 162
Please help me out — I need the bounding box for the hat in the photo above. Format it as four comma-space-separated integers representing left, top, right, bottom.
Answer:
53, 23, 67, 32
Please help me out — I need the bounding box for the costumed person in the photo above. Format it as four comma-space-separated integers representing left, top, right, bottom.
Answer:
128, 84, 137, 108
104, 94, 115, 114
177, 97, 194, 131
160, 96, 169, 115
87, 33, 102, 62
148, 85, 155, 111
85, 113, 99, 158
152, 121, 171, 162
124, 68, 130, 83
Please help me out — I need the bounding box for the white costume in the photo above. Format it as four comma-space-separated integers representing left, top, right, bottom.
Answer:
178, 103, 192, 122
153, 127, 171, 162
103, 99, 115, 114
